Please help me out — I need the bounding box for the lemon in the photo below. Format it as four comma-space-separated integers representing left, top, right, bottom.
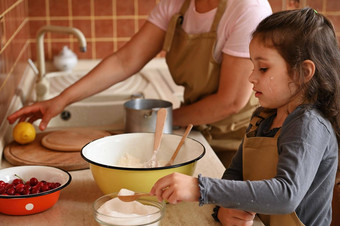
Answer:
13, 122, 36, 144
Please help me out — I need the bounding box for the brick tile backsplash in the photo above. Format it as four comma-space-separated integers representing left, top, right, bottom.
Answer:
326, 0, 340, 11
72, 0, 91, 17
1, 0, 340, 126
94, 0, 113, 16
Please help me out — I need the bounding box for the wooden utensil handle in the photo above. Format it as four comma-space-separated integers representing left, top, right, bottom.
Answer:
153, 108, 167, 151
169, 124, 193, 164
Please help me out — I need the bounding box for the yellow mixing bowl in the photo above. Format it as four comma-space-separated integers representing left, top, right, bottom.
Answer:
81, 133, 205, 194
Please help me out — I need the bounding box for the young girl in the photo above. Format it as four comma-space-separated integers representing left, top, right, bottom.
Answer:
151, 8, 340, 226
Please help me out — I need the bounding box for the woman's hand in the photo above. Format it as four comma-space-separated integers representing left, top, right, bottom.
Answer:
7, 96, 66, 131
218, 207, 255, 226
150, 172, 200, 204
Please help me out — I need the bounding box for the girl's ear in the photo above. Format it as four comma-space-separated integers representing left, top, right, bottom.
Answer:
302, 60, 315, 82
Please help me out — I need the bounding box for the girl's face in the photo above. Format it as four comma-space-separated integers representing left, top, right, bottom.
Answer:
249, 37, 301, 112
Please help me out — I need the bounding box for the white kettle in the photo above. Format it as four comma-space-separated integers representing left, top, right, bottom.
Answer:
53, 46, 78, 71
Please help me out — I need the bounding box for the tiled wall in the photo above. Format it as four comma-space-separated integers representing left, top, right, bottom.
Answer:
28, 0, 159, 60
1, 0, 340, 126
0, 0, 30, 127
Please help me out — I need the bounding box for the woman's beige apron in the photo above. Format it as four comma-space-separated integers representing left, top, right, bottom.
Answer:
242, 112, 304, 226
163, 0, 258, 152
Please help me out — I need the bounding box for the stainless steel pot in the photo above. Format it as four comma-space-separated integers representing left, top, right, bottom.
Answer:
124, 99, 173, 133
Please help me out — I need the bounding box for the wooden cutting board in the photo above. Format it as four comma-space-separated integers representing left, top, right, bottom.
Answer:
41, 128, 110, 151
4, 129, 111, 171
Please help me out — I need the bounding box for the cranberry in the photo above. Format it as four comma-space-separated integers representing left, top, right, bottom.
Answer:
5, 183, 13, 190
15, 183, 25, 189
41, 184, 50, 192
12, 178, 23, 185
22, 189, 30, 195
29, 177, 39, 186
15, 184, 25, 194
6, 188, 15, 195
31, 186, 40, 194
49, 183, 57, 189
37, 181, 45, 187
0, 175, 62, 196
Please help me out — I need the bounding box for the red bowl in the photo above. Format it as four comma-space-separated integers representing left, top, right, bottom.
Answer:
0, 165, 71, 215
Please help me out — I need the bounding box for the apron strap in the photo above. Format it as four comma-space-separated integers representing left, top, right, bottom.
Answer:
179, 0, 191, 14
163, 0, 190, 52
163, 13, 183, 52
163, 0, 227, 52
210, 0, 227, 32
274, 128, 281, 138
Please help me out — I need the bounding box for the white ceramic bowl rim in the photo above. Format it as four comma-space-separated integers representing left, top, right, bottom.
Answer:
81, 133, 206, 171
0, 165, 72, 199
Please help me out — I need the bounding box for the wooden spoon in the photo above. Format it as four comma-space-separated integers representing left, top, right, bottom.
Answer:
166, 124, 193, 166
144, 108, 167, 168
118, 192, 153, 202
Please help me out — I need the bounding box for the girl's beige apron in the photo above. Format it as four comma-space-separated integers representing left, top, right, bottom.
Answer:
163, 0, 258, 153
242, 112, 305, 226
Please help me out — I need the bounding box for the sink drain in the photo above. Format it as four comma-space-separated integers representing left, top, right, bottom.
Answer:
60, 110, 71, 121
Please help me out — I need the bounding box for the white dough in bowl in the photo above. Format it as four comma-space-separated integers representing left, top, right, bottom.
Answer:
117, 153, 144, 168
118, 153, 167, 168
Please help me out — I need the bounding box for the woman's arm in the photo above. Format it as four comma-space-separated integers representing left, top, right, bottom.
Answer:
8, 22, 166, 130
172, 53, 254, 126
54, 21, 166, 107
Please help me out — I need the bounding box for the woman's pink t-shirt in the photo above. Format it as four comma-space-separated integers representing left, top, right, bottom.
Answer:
148, 0, 272, 62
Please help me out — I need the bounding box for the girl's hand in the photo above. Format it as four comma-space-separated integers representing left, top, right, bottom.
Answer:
218, 207, 255, 226
150, 172, 200, 204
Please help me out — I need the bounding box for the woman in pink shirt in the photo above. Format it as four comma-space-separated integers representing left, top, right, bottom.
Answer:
148, 0, 272, 167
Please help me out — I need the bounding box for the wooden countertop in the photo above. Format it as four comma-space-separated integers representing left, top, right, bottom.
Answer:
0, 130, 226, 226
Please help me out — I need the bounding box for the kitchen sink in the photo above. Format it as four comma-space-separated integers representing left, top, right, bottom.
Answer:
38, 58, 184, 132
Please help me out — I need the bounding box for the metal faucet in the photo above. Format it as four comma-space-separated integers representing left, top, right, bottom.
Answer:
35, 25, 87, 100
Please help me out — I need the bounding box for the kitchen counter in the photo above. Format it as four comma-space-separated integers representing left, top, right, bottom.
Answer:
0, 130, 226, 226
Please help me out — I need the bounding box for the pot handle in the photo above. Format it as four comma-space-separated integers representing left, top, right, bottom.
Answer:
131, 92, 144, 100
143, 108, 164, 118
143, 110, 153, 118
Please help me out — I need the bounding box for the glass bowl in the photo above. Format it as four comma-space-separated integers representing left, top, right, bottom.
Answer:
93, 192, 165, 226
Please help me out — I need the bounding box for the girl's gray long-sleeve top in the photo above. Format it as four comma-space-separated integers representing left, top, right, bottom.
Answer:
198, 106, 338, 226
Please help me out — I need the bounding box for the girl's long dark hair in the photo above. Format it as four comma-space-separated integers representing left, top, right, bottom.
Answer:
252, 8, 340, 141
